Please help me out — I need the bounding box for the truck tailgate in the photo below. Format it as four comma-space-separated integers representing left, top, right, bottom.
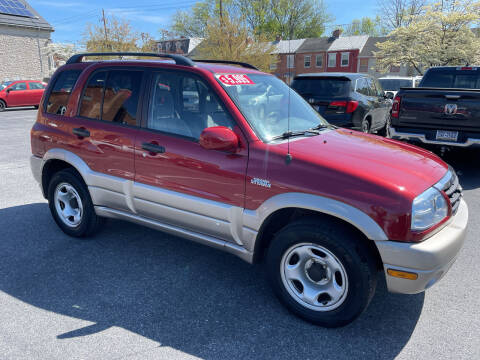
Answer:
395, 88, 480, 132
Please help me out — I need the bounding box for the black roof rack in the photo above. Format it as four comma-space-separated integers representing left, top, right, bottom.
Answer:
66, 52, 195, 66
192, 59, 259, 70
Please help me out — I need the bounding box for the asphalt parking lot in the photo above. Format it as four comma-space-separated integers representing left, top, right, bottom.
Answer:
0, 109, 479, 360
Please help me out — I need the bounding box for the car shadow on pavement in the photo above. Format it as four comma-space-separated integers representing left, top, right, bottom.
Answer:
0, 203, 424, 360
432, 147, 480, 190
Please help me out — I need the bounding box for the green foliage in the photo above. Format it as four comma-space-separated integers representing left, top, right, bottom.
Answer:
170, 0, 333, 40
344, 16, 387, 36
375, 1, 480, 75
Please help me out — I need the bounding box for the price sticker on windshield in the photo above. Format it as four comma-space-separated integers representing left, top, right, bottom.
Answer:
216, 74, 255, 86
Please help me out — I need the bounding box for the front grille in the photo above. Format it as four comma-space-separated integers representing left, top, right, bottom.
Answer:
442, 170, 463, 215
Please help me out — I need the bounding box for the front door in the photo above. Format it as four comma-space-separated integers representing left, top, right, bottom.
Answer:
6, 81, 28, 106
133, 70, 248, 242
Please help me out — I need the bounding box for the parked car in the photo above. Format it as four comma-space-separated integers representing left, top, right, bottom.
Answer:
390, 66, 480, 148
30, 53, 468, 327
0, 80, 46, 111
291, 73, 391, 134
378, 76, 422, 98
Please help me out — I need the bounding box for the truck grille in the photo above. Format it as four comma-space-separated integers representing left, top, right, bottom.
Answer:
442, 170, 462, 215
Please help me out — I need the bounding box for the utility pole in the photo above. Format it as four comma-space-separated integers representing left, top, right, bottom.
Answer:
102, 9, 109, 50
219, 0, 223, 26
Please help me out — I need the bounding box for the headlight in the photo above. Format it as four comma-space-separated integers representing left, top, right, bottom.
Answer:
411, 187, 448, 231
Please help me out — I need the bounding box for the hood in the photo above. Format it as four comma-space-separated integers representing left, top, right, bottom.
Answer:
286, 128, 447, 198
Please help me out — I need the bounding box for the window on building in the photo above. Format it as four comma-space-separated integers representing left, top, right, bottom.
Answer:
341, 52, 349, 67
316, 54, 323, 68
46, 69, 82, 115
359, 58, 369, 73
328, 53, 336, 67
287, 55, 295, 69
304, 55, 311, 68
270, 62, 277, 70
390, 65, 401, 73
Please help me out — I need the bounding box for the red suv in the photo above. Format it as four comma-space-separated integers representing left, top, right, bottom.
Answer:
0, 80, 46, 111
30, 53, 468, 327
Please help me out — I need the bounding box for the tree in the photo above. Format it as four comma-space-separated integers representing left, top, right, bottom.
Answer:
169, 0, 333, 40
375, 1, 480, 75
192, 15, 277, 72
378, 0, 428, 30
83, 14, 140, 53
344, 16, 387, 36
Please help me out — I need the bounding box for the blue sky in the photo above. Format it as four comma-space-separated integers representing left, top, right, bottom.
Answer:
29, 0, 378, 45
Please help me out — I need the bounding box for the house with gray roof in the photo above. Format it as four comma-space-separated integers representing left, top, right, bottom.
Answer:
0, 0, 54, 82
269, 38, 306, 84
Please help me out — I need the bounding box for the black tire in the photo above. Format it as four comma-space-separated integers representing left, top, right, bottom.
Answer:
377, 114, 391, 137
0, 100, 6, 112
47, 168, 103, 237
266, 218, 377, 328
34, 105, 39, 109
361, 118, 370, 133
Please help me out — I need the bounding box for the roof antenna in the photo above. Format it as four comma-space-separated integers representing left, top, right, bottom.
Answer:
285, 37, 292, 165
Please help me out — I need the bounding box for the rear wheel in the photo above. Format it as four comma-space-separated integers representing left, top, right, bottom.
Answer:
0, 100, 6, 112
48, 168, 103, 237
266, 218, 377, 327
361, 118, 370, 133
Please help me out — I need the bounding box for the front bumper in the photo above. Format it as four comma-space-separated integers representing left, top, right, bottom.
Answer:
375, 198, 468, 294
390, 126, 480, 147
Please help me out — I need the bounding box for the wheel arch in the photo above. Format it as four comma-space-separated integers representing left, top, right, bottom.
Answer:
246, 193, 387, 265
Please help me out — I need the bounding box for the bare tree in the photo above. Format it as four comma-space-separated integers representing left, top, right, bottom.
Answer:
378, 0, 428, 30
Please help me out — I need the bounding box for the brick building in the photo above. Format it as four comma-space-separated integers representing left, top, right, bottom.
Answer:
0, 0, 53, 82
270, 39, 306, 84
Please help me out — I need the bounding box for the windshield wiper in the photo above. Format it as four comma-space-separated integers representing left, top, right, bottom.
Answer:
270, 129, 320, 141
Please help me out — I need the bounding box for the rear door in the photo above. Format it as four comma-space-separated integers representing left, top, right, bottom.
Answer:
133, 69, 248, 243
5, 81, 28, 106
27, 81, 45, 105
369, 78, 390, 130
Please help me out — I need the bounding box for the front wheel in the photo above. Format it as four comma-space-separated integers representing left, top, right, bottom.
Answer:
48, 168, 103, 237
361, 118, 370, 133
0, 100, 6, 112
266, 218, 377, 327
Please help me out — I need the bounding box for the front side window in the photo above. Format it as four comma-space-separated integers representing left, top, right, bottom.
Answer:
356, 78, 369, 95
46, 69, 82, 115
217, 73, 328, 141
316, 54, 323, 68
328, 53, 336, 67
287, 55, 295, 69
29, 82, 44, 90
304, 55, 311, 68
1, 81, 13, 90
10, 82, 26, 91
341, 52, 349, 67
147, 72, 234, 139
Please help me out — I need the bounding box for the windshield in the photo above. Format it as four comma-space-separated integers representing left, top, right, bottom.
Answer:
0, 81, 13, 90
291, 77, 351, 97
217, 74, 329, 141
378, 79, 412, 91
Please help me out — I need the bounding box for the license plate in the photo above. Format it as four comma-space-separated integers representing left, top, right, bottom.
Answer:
436, 130, 458, 142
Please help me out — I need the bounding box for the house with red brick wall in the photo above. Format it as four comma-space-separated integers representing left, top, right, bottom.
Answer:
270, 39, 306, 84
295, 38, 330, 74
324, 35, 368, 73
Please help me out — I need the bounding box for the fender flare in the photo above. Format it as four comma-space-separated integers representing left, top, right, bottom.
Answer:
243, 192, 388, 242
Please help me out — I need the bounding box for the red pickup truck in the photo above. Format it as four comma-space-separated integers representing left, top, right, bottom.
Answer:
30, 53, 468, 327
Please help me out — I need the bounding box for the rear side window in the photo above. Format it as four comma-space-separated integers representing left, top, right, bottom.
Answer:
79, 70, 143, 125
292, 77, 350, 97
46, 69, 81, 115
29, 82, 44, 90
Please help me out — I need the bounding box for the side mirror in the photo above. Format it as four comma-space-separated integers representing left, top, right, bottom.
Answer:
6, 88, 12, 93
199, 126, 238, 153
384, 92, 394, 100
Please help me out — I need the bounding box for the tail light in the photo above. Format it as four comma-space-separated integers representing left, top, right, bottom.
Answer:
328, 100, 358, 113
391, 96, 401, 118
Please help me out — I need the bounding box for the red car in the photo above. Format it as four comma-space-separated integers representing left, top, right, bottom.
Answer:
30, 53, 468, 327
0, 80, 46, 111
